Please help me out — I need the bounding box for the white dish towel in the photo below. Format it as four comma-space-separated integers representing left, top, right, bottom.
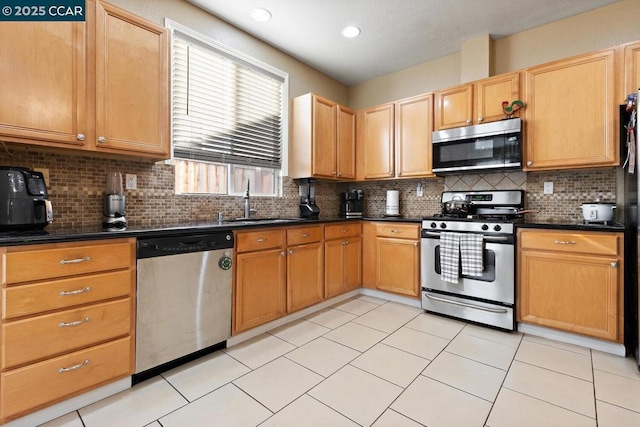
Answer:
460, 233, 484, 277
440, 232, 462, 283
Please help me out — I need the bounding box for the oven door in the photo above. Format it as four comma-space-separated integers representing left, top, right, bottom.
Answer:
420, 231, 514, 304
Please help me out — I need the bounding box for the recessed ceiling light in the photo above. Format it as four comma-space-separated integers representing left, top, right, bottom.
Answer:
251, 8, 272, 22
341, 26, 361, 38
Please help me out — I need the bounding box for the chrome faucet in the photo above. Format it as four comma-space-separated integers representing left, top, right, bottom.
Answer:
243, 180, 257, 218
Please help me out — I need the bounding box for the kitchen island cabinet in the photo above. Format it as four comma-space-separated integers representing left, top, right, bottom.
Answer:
0, 0, 169, 160
524, 49, 617, 171
0, 238, 135, 424
290, 93, 356, 180
324, 222, 362, 299
434, 72, 520, 130
517, 229, 624, 343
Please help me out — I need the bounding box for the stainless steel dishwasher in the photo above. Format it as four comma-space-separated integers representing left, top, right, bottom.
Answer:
133, 231, 233, 383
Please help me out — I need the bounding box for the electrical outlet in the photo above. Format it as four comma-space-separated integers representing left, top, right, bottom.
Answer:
543, 181, 554, 194
33, 167, 50, 188
125, 174, 137, 190
416, 183, 423, 197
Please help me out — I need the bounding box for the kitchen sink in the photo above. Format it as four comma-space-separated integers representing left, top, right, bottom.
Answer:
223, 217, 302, 225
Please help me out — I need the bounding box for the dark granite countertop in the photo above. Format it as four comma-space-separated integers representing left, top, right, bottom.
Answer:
517, 221, 626, 232
0, 216, 422, 246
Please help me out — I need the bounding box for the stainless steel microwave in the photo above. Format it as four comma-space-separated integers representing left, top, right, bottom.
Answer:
432, 118, 522, 175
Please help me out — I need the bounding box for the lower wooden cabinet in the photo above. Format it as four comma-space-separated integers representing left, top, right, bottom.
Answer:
0, 238, 136, 424
324, 223, 362, 299
287, 226, 325, 313
517, 229, 624, 342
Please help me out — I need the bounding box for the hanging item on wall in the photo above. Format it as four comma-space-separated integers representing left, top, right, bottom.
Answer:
623, 92, 637, 174
501, 100, 525, 119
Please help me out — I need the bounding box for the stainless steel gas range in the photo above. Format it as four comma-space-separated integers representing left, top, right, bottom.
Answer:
421, 190, 524, 331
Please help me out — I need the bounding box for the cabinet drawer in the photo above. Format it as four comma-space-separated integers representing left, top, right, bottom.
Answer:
519, 230, 619, 255
376, 223, 419, 239
2, 298, 132, 369
287, 226, 323, 246
236, 229, 284, 253
1, 337, 131, 421
3, 270, 133, 320
4, 240, 134, 284
325, 222, 361, 240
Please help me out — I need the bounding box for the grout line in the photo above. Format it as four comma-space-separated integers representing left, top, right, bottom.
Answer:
500, 386, 597, 420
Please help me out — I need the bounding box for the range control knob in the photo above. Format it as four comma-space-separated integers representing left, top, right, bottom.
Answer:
494, 225, 502, 232
440, 223, 447, 229
430, 222, 437, 228
481, 224, 489, 231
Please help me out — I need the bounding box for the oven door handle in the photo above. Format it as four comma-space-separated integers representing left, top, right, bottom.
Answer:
424, 293, 509, 314
423, 231, 509, 242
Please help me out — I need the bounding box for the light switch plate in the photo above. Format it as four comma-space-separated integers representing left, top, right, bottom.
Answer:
417, 183, 423, 197
543, 181, 553, 194
125, 174, 137, 190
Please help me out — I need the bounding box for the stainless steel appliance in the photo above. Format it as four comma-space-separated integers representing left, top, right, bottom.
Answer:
102, 171, 126, 229
340, 189, 364, 218
299, 178, 320, 218
0, 166, 53, 230
421, 190, 524, 330
432, 118, 522, 175
134, 231, 234, 383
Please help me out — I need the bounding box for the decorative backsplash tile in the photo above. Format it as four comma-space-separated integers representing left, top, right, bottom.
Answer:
0, 146, 620, 228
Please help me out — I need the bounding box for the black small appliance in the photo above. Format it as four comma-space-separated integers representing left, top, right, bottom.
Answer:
298, 179, 320, 219
0, 166, 53, 230
340, 190, 364, 218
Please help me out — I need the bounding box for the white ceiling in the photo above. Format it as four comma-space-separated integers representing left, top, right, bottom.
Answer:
187, 0, 620, 86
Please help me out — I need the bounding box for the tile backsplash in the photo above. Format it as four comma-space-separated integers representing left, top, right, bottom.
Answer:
0, 145, 619, 229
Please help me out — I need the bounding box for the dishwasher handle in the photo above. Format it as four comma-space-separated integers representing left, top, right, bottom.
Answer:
137, 232, 234, 259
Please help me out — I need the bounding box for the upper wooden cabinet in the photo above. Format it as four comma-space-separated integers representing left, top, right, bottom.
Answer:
0, 0, 170, 159
357, 94, 435, 180
524, 49, 617, 171
290, 93, 356, 180
434, 72, 520, 130
623, 40, 640, 98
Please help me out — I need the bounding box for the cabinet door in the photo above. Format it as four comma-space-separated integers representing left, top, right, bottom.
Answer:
623, 41, 640, 98
94, 1, 169, 157
0, 21, 87, 146
336, 105, 356, 179
518, 250, 620, 342
434, 84, 473, 130
396, 94, 435, 178
360, 103, 395, 179
287, 242, 324, 312
476, 72, 520, 124
524, 50, 617, 171
234, 249, 286, 333
376, 238, 420, 297
343, 237, 362, 292
312, 95, 338, 178
324, 239, 345, 299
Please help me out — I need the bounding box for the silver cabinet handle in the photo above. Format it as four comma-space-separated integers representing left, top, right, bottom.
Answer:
337, 172, 342, 177
611, 262, 618, 268
59, 317, 90, 328
97, 136, 106, 143
466, 119, 471, 124
301, 233, 310, 237
58, 359, 89, 373
526, 160, 533, 166
60, 286, 92, 296
59, 256, 92, 265
280, 251, 285, 257
332, 171, 336, 175
342, 229, 348, 232
390, 229, 402, 234
554, 240, 576, 245
76, 133, 85, 141
478, 117, 483, 122
256, 238, 266, 242
414, 242, 418, 247
288, 249, 294, 255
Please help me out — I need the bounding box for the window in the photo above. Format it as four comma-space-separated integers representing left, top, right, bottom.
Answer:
168, 20, 288, 195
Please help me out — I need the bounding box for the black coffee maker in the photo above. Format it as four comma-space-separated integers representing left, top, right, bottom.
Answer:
0, 166, 53, 230
340, 190, 364, 218
298, 179, 320, 219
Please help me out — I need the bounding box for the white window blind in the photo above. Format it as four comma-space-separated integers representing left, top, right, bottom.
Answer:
172, 30, 285, 169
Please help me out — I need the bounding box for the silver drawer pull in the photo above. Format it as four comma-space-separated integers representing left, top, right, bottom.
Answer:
554, 240, 576, 245
342, 229, 348, 232
59, 256, 92, 265
390, 229, 402, 233
59, 317, 90, 328
301, 233, 310, 237
58, 359, 89, 373
256, 238, 266, 242
59, 287, 92, 296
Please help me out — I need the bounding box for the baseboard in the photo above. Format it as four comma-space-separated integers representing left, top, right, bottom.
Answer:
517, 323, 626, 356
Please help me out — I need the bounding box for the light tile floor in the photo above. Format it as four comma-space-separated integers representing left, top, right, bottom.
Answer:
40, 295, 640, 427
